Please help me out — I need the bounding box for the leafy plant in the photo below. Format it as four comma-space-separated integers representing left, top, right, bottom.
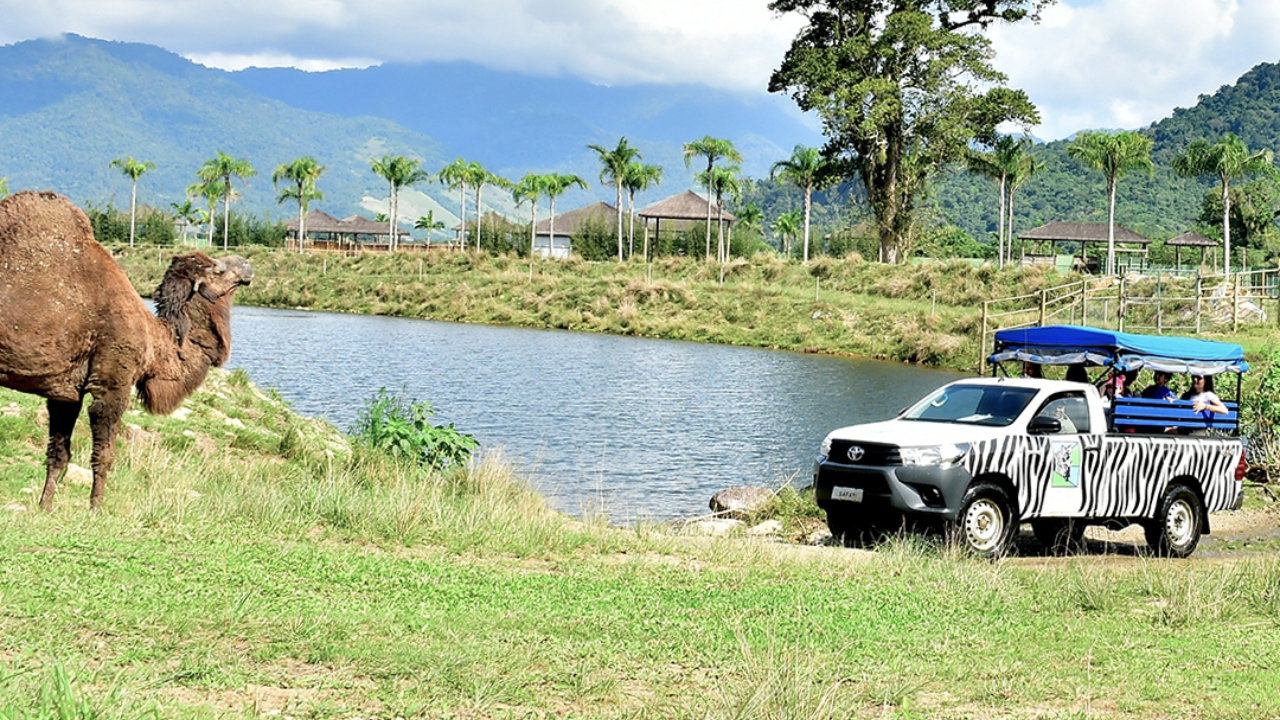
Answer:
351, 388, 477, 471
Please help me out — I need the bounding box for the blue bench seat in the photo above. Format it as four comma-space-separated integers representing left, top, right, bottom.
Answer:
1111, 397, 1238, 432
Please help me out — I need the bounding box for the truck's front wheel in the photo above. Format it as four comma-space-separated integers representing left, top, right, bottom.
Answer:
952, 482, 1016, 559
1144, 484, 1204, 558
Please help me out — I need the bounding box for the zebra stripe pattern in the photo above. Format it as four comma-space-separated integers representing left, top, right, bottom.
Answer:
961, 435, 1242, 519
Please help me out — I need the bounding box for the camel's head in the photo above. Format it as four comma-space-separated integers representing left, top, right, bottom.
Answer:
155, 252, 253, 346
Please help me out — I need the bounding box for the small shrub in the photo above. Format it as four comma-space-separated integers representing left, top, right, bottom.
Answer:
351, 388, 477, 471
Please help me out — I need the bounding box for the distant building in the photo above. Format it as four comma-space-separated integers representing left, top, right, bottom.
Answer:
283, 210, 411, 252
532, 201, 620, 259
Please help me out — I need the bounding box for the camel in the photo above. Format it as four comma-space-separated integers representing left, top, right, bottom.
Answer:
0, 190, 253, 510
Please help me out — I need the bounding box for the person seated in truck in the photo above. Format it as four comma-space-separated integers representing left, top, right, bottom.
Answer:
1021, 361, 1042, 379
1182, 374, 1228, 416
1065, 364, 1089, 384
1142, 371, 1176, 402
1036, 397, 1080, 434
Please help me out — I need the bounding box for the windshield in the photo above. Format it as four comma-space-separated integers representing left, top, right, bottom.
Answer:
902, 384, 1039, 426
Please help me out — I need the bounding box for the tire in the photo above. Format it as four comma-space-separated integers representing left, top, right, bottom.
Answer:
1144, 484, 1204, 558
951, 482, 1017, 559
1031, 518, 1088, 556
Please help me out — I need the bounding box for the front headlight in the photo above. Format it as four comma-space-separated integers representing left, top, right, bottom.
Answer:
900, 443, 968, 467
818, 436, 833, 461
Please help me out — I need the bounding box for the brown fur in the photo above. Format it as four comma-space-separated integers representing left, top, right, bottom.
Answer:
0, 190, 253, 510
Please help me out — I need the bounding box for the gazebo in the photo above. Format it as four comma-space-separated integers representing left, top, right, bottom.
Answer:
1165, 231, 1219, 271
637, 190, 735, 257
1017, 221, 1152, 274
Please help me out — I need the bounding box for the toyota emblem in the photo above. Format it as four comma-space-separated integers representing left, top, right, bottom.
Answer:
846, 445, 865, 462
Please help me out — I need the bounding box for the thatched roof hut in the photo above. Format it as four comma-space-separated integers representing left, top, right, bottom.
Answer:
1018, 221, 1151, 273
1166, 231, 1219, 269
638, 190, 735, 222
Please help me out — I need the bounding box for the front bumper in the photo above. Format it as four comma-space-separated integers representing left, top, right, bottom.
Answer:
813, 458, 973, 520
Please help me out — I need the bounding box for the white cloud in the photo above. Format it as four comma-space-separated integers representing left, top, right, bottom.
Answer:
4, 0, 1280, 139
989, 0, 1280, 139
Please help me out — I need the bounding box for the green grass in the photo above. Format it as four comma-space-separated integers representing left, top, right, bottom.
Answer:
3, 376, 1280, 718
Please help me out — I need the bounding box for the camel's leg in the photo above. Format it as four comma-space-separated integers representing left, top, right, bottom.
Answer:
40, 398, 84, 512
87, 390, 129, 511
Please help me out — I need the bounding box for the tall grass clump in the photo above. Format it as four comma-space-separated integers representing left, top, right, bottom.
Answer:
0, 662, 158, 720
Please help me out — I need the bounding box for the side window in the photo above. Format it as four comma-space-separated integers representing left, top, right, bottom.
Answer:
1033, 392, 1091, 434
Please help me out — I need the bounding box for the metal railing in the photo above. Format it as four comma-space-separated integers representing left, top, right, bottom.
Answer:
978, 268, 1280, 373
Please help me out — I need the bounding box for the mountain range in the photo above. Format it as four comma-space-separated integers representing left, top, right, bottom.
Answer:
0, 34, 821, 232
4, 33, 1280, 248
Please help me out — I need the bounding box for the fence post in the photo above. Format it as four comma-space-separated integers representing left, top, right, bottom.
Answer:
979, 301, 988, 376
1118, 276, 1126, 332
1195, 276, 1203, 334
1233, 273, 1240, 333
1080, 281, 1088, 327
1039, 287, 1047, 326
1156, 272, 1163, 334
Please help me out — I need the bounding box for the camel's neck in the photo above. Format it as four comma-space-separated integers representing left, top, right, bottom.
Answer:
136, 299, 232, 415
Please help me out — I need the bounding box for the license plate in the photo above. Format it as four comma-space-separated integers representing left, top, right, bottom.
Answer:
832, 486, 864, 502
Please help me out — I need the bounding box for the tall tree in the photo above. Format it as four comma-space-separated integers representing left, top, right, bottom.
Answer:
622, 163, 663, 260
437, 159, 472, 250
542, 174, 589, 258
1173, 133, 1277, 276
683, 136, 742, 260
966, 135, 1023, 267
513, 173, 550, 256
109, 156, 155, 247
169, 199, 205, 245
371, 155, 431, 251
769, 0, 1044, 264
466, 162, 509, 253
770, 145, 833, 263
1067, 131, 1154, 275
272, 156, 326, 253
1004, 147, 1039, 266
697, 165, 742, 264
197, 152, 256, 250
186, 178, 224, 248
588, 137, 643, 261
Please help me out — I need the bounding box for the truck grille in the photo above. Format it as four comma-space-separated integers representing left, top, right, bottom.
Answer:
817, 466, 891, 496
829, 440, 901, 466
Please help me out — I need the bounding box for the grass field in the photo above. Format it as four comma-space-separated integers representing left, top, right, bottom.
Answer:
3, 373, 1280, 719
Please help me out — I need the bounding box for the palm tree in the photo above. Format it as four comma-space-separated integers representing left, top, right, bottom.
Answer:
683, 136, 742, 259
736, 203, 764, 248
773, 210, 802, 257
109, 157, 155, 247
622, 163, 663, 261
467, 162, 509, 253
197, 152, 256, 250
1067, 131, 1153, 275
272, 156, 326, 253
415, 211, 446, 246
370, 155, 431, 251
588, 137, 642, 261
1005, 150, 1039, 266
697, 165, 741, 264
512, 173, 550, 256
769, 145, 832, 263
966, 136, 1034, 267
186, 178, 225, 248
169, 199, 204, 245
542, 174, 589, 258
437, 159, 472, 250
1173, 133, 1278, 276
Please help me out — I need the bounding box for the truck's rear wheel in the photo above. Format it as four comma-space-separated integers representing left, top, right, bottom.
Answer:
1144, 484, 1204, 558
1031, 518, 1087, 556
952, 482, 1016, 559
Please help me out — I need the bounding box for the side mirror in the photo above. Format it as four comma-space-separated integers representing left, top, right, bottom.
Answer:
1029, 416, 1061, 435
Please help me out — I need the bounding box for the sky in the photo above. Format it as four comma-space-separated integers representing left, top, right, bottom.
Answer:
2, 0, 1280, 141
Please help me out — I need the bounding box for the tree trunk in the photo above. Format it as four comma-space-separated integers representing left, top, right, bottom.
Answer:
1222, 179, 1232, 277
616, 181, 624, 262
298, 198, 307, 254
549, 196, 557, 258
459, 183, 467, 251
996, 175, 1006, 268
802, 184, 812, 263
628, 189, 637, 259
475, 184, 484, 253
129, 180, 138, 248
1006, 184, 1016, 268
529, 200, 538, 257
705, 160, 714, 260
1106, 176, 1117, 276
222, 186, 231, 251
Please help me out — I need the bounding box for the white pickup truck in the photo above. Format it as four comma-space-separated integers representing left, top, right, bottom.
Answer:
813, 326, 1248, 558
